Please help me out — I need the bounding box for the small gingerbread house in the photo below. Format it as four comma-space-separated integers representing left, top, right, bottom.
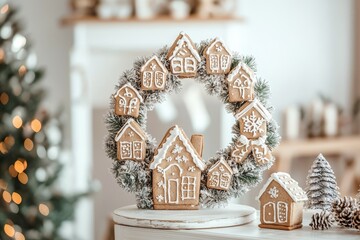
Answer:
207, 158, 233, 191
140, 55, 168, 91
114, 83, 143, 118
235, 99, 271, 139
149, 126, 206, 210
166, 32, 201, 78
257, 172, 308, 230
227, 62, 256, 102
115, 118, 146, 161
203, 38, 232, 74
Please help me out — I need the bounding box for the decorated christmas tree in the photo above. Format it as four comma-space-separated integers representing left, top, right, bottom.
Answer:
305, 153, 340, 210
0, 3, 87, 239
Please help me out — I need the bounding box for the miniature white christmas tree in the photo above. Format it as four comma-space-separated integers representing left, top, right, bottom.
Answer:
305, 153, 340, 210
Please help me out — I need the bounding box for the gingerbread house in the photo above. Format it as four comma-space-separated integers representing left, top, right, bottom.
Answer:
235, 99, 271, 139
115, 118, 146, 161
114, 83, 143, 118
149, 126, 206, 210
206, 158, 233, 191
257, 172, 308, 230
140, 55, 168, 91
166, 32, 201, 78
203, 38, 232, 74
227, 62, 256, 102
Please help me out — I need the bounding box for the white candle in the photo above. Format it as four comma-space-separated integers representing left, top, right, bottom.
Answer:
284, 106, 301, 140
324, 103, 338, 137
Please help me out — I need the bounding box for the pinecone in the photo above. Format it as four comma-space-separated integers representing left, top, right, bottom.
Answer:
338, 207, 355, 228
332, 196, 357, 222
310, 211, 335, 230
353, 210, 360, 230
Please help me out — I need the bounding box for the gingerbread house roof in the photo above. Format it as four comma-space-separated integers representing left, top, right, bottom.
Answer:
227, 62, 256, 83
149, 125, 206, 171
208, 158, 233, 174
205, 38, 231, 55
256, 172, 308, 202
115, 118, 146, 142
140, 55, 168, 73
166, 32, 201, 62
235, 99, 272, 122
114, 83, 143, 102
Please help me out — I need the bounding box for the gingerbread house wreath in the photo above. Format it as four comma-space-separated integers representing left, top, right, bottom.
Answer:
206, 158, 233, 191
166, 32, 201, 78
257, 172, 308, 230
140, 55, 168, 91
235, 99, 272, 139
149, 125, 206, 210
113, 83, 143, 118
227, 62, 256, 102
203, 38, 232, 74
115, 118, 146, 161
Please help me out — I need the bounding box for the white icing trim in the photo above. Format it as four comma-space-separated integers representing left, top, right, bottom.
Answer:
227, 62, 256, 84
256, 172, 308, 202
235, 99, 272, 122
114, 118, 146, 142
114, 83, 143, 102
168, 32, 201, 62
277, 201, 288, 223
149, 125, 206, 171
205, 38, 232, 56
208, 158, 233, 175
141, 55, 168, 74
263, 202, 276, 223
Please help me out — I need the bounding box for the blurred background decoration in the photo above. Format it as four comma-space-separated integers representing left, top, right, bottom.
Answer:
0, 3, 92, 240
2, 0, 360, 239
69, 0, 237, 20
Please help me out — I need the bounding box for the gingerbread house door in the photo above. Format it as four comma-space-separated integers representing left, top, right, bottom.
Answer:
210, 54, 220, 72
263, 202, 276, 223
221, 55, 230, 70
165, 164, 182, 204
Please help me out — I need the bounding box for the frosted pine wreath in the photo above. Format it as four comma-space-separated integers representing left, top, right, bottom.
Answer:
105, 32, 280, 209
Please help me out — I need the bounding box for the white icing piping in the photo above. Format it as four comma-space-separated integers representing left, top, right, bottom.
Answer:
205, 38, 232, 56
114, 118, 146, 142
235, 99, 272, 122
149, 125, 206, 171
256, 172, 308, 202
114, 83, 144, 102
168, 32, 201, 62
140, 55, 168, 73
208, 157, 233, 174
227, 62, 256, 84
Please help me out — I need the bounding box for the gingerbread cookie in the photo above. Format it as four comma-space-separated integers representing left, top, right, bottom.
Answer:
207, 158, 233, 191
113, 83, 143, 118
140, 55, 168, 91
231, 135, 252, 163
257, 172, 308, 230
149, 125, 206, 210
115, 118, 146, 161
203, 38, 232, 74
166, 32, 201, 78
235, 99, 271, 139
227, 62, 256, 102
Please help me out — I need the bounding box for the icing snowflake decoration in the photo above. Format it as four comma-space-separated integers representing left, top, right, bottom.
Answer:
150, 63, 157, 71
242, 111, 265, 137
268, 186, 279, 199
156, 195, 164, 202
188, 166, 196, 172
172, 144, 183, 154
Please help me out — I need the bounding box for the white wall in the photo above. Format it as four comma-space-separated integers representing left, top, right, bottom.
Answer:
239, 0, 354, 122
